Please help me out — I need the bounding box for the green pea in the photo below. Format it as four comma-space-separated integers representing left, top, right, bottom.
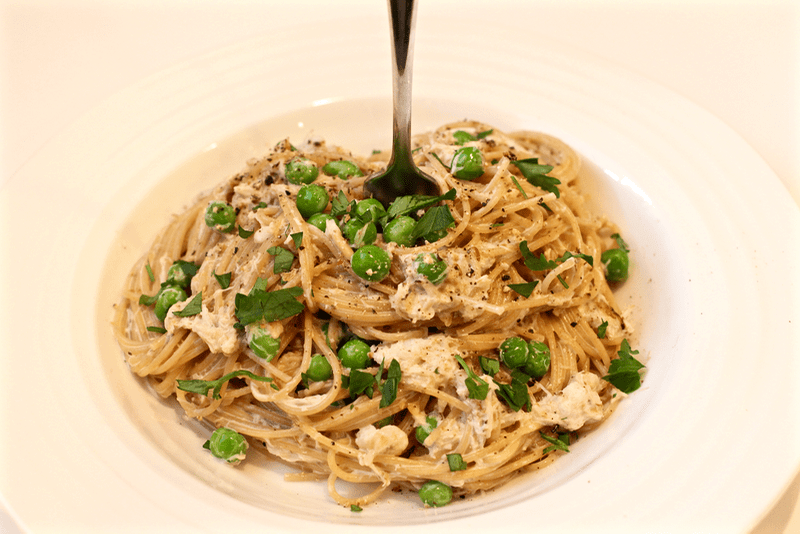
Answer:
523, 341, 551, 378
249, 326, 280, 361
450, 146, 484, 180
499, 337, 530, 369
382, 216, 416, 247
204, 201, 236, 233
351, 244, 391, 282
337, 339, 371, 369
602, 248, 629, 282
165, 260, 199, 289
342, 218, 377, 248
353, 198, 386, 223
154, 285, 187, 322
204, 427, 248, 463
285, 157, 319, 184
306, 354, 333, 382
415, 416, 438, 445
418, 480, 452, 507
322, 160, 363, 180
413, 253, 448, 285
296, 184, 329, 219
307, 212, 336, 232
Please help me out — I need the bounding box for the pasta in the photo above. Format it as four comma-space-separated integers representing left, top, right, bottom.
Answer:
111, 121, 639, 508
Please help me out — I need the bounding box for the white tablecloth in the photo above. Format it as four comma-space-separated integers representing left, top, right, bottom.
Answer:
2, 0, 798, 532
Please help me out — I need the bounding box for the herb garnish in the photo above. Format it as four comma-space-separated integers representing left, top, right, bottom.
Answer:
410, 205, 455, 240
508, 281, 539, 298
493, 370, 531, 412
511, 158, 560, 198
234, 284, 304, 327
213, 271, 232, 289
541, 432, 570, 453
172, 292, 203, 317
177, 369, 273, 399
602, 339, 645, 393
385, 188, 457, 220
597, 320, 608, 339
454, 354, 489, 400
378, 359, 402, 408
267, 246, 295, 274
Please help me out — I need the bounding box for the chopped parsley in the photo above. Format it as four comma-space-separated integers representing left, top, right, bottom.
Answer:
213, 271, 232, 289
602, 339, 645, 393
290, 232, 303, 248
519, 241, 593, 271
410, 204, 455, 240
508, 281, 539, 298
510, 175, 528, 199
379, 359, 402, 408
237, 226, 255, 239
541, 432, 570, 454
146, 326, 167, 334
172, 292, 203, 317
611, 233, 630, 252
597, 320, 608, 339
385, 188, 457, 220
453, 129, 493, 145
267, 246, 295, 274
454, 354, 488, 400
493, 370, 531, 412
145, 263, 155, 282
177, 369, 273, 399
234, 284, 304, 327
511, 158, 560, 198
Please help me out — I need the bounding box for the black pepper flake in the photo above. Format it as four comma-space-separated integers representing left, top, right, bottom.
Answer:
501, 275, 511, 281
234, 247, 239, 254
570, 322, 577, 327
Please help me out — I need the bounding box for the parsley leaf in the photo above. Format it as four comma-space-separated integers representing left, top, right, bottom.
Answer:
508, 281, 539, 298
291, 232, 303, 248
410, 205, 455, 240
379, 359, 402, 408
267, 246, 295, 274
146, 326, 167, 334
145, 263, 155, 282
519, 241, 557, 271
177, 369, 273, 399
447, 453, 467, 471
479, 356, 500, 376
348, 369, 376, 398
519, 242, 593, 271
511, 158, 560, 198
453, 129, 493, 145
602, 339, 645, 393
541, 432, 570, 453
454, 354, 488, 400
510, 175, 528, 199
385, 188, 457, 220
213, 271, 232, 289
493, 370, 531, 412
237, 226, 255, 239
611, 233, 630, 253
234, 285, 304, 326
597, 320, 608, 339
331, 190, 355, 218
172, 292, 203, 317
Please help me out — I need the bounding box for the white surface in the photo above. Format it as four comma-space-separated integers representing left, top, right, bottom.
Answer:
1, 1, 799, 532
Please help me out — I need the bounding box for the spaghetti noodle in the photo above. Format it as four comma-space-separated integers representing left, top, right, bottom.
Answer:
112, 121, 640, 508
